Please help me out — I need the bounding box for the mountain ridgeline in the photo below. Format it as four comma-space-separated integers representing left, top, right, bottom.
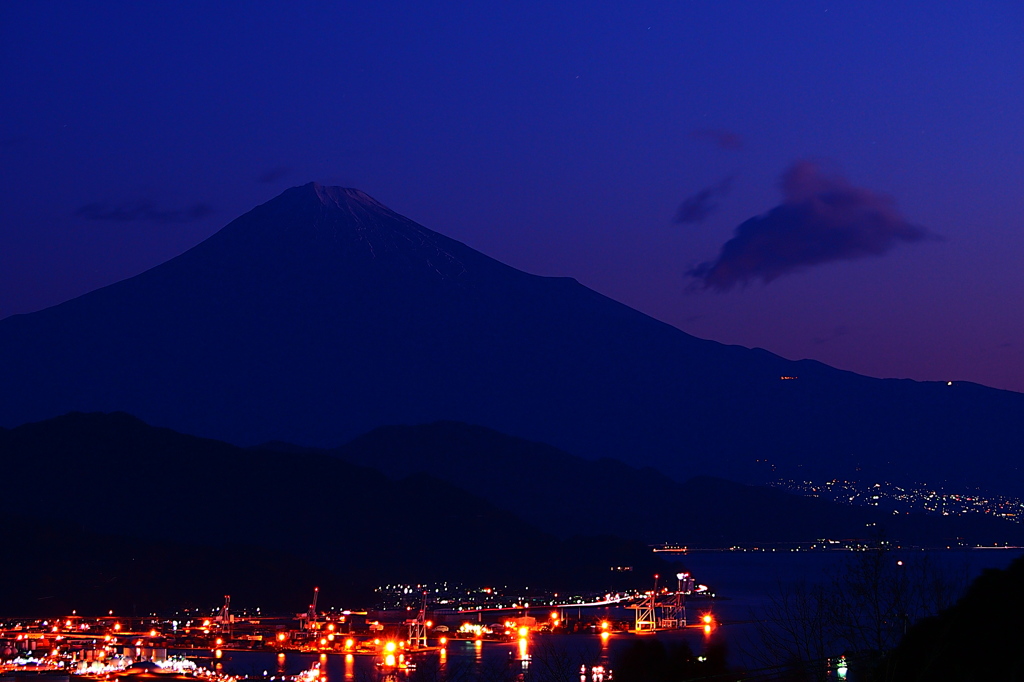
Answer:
1, 183, 1023, 493
0, 412, 665, 614
330, 421, 1024, 548
5, 412, 1022, 617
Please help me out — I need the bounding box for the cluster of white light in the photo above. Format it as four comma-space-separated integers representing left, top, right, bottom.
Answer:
293, 662, 322, 682
158, 656, 200, 673
774, 477, 1024, 524
75, 658, 127, 675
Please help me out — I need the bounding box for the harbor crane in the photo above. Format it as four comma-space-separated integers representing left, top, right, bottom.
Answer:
661, 573, 691, 628
630, 575, 659, 633
218, 595, 231, 623
217, 595, 233, 639
303, 587, 320, 631
406, 591, 429, 649
629, 573, 693, 631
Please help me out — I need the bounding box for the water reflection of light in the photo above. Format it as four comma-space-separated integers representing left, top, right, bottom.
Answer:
214, 650, 222, 659
277, 652, 286, 672
600, 631, 610, 644
344, 653, 354, 681
518, 636, 530, 670
702, 612, 714, 636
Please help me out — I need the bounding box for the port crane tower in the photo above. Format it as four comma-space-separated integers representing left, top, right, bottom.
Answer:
302, 587, 320, 631
630, 575, 659, 633
406, 591, 429, 649
628, 573, 693, 632
217, 595, 233, 638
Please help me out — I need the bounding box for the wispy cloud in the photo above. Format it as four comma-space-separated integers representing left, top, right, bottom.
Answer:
74, 200, 215, 224
689, 161, 935, 290
674, 176, 733, 224
692, 129, 744, 151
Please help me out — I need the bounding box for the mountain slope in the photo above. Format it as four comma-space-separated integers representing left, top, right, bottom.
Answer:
1, 183, 1023, 492
331, 421, 1024, 547
0, 412, 661, 602
0, 513, 346, 617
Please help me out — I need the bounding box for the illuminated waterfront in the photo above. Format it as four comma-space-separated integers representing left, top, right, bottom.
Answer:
178, 632, 706, 682
2, 549, 1021, 679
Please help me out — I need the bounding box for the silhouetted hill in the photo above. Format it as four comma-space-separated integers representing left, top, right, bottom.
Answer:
0, 514, 346, 617
0, 412, 665, 614
879, 555, 1024, 680
1, 184, 1023, 494
332, 421, 1024, 547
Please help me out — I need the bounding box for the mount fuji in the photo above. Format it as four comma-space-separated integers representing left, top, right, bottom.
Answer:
2, 183, 1023, 491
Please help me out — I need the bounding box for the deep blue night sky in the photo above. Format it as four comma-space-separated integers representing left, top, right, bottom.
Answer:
3, 2, 1023, 391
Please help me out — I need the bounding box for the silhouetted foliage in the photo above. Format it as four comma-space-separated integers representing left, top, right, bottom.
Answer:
747, 545, 965, 682
875, 554, 1024, 681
